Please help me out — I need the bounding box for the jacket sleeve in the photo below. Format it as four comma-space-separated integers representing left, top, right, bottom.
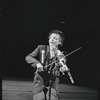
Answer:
25, 45, 40, 68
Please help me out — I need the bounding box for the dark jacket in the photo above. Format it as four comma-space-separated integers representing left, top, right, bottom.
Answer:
26, 45, 63, 95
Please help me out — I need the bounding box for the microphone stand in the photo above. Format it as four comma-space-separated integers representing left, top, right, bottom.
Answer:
48, 73, 52, 100
48, 64, 54, 100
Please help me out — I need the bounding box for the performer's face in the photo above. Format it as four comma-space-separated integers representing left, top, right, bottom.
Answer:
49, 33, 61, 47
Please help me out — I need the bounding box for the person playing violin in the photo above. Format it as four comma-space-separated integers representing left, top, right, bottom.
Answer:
25, 30, 69, 100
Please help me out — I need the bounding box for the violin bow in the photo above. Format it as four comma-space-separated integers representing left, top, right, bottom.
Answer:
45, 47, 82, 68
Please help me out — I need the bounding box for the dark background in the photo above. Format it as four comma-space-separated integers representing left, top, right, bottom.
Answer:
1, 0, 100, 90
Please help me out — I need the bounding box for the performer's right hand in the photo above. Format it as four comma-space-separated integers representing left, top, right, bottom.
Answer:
36, 63, 44, 72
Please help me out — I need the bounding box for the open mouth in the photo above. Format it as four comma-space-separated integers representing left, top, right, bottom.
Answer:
50, 42, 54, 44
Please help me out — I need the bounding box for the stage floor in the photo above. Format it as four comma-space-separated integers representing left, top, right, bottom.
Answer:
2, 77, 97, 100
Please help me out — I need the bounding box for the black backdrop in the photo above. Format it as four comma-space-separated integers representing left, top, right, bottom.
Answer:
2, 0, 100, 90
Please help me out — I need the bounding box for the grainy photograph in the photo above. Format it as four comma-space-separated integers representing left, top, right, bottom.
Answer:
2, 0, 100, 100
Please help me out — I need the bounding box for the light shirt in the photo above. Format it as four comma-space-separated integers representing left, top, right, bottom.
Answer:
50, 47, 57, 58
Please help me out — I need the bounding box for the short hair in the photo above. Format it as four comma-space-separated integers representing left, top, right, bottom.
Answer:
48, 30, 65, 46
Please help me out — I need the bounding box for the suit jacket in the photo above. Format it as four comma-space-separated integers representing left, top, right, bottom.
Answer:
26, 45, 63, 95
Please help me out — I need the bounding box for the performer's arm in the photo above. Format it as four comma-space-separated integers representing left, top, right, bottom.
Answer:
25, 45, 43, 70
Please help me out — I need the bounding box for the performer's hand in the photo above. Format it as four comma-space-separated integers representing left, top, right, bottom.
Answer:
36, 63, 44, 72
25, 56, 34, 63
60, 65, 69, 72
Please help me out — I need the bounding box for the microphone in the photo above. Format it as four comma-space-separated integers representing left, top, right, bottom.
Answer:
67, 71, 74, 84
41, 50, 45, 64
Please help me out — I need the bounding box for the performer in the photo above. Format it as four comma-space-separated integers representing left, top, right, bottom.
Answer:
25, 30, 69, 100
